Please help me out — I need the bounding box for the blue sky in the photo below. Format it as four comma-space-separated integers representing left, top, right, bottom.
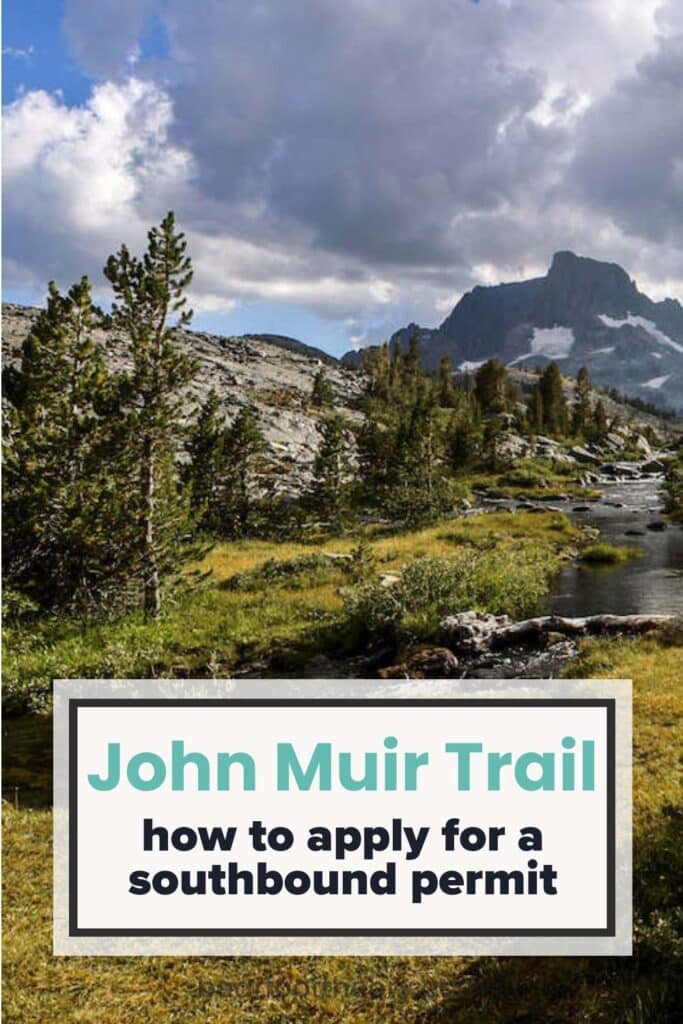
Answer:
2, 1, 90, 105
3, 1, 682, 357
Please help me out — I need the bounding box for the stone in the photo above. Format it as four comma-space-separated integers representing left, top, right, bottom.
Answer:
570, 445, 600, 465
641, 458, 666, 474
439, 611, 512, 654
379, 646, 459, 679
379, 573, 400, 588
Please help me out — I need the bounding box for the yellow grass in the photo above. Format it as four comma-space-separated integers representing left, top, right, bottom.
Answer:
201, 511, 578, 580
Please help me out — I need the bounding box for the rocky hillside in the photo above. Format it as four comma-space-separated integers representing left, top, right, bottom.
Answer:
344, 251, 683, 414
2, 303, 363, 493
3, 301, 679, 498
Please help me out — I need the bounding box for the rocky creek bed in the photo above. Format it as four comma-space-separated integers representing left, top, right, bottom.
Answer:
432, 472, 681, 679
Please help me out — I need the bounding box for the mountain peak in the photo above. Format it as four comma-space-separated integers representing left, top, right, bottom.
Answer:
345, 252, 683, 413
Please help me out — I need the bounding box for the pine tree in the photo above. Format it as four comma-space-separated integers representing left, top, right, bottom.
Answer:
482, 414, 504, 472
572, 366, 592, 437
220, 406, 266, 536
527, 387, 544, 434
448, 405, 479, 471
403, 330, 422, 389
385, 397, 450, 523
3, 278, 124, 609
103, 211, 197, 616
356, 415, 393, 504
538, 363, 568, 435
311, 366, 334, 407
310, 414, 351, 524
474, 359, 508, 414
186, 390, 225, 532
438, 354, 455, 407
592, 398, 609, 440
362, 344, 391, 400
388, 343, 402, 396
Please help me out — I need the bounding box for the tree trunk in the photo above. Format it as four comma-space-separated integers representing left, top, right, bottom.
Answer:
142, 433, 161, 617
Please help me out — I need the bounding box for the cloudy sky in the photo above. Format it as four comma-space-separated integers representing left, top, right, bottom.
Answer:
3, 0, 683, 356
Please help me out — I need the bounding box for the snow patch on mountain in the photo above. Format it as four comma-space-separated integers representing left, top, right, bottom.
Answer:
531, 325, 574, 358
643, 374, 671, 390
598, 313, 683, 355
590, 346, 615, 355
508, 325, 574, 366
458, 359, 487, 372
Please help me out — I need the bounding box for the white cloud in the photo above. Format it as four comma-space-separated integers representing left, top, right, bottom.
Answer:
2, 79, 405, 320
3, 45, 35, 60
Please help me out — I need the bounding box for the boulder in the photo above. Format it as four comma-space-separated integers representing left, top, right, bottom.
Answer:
439, 611, 512, 654
379, 646, 459, 679
633, 434, 652, 456
570, 445, 601, 465
379, 573, 400, 588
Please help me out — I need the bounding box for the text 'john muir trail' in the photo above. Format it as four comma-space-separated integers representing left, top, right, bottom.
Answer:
88, 735, 596, 792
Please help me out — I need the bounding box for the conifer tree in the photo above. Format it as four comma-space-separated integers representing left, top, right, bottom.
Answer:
572, 366, 592, 437
310, 414, 351, 524
388, 343, 402, 396
220, 406, 266, 536
311, 366, 334, 407
103, 212, 196, 616
356, 416, 393, 504
186, 390, 225, 532
403, 330, 422, 388
592, 398, 609, 440
438, 354, 455, 406
474, 358, 508, 414
3, 278, 124, 609
448, 405, 479, 470
538, 362, 568, 435
482, 414, 504, 472
527, 386, 544, 434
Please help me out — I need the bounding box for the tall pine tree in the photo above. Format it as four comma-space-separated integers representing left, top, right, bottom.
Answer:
185, 390, 225, 532
220, 406, 266, 536
572, 366, 592, 437
104, 212, 197, 616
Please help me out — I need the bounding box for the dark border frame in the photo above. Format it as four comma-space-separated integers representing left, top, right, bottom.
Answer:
68, 697, 616, 938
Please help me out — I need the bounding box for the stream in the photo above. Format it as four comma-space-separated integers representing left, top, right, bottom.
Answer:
466, 473, 682, 678
549, 478, 683, 618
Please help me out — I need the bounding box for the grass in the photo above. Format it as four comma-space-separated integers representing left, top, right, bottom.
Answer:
469, 458, 602, 501
3, 511, 579, 715
3, 629, 681, 1022
579, 542, 642, 566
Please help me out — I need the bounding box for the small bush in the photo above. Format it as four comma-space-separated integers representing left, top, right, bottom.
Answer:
343, 545, 557, 643
2, 589, 40, 624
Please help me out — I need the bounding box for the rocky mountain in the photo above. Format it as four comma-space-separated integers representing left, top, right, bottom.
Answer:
1, 303, 363, 495
343, 251, 683, 413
